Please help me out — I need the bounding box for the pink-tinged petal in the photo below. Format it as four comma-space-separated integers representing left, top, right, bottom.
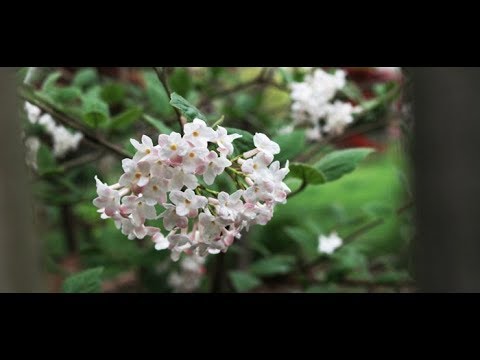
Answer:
176, 204, 189, 217
130, 138, 142, 150
137, 175, 150, 187
169, 190, 183, 205
142, 135, 153, 147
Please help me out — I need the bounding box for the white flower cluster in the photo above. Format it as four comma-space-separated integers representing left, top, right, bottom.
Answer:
318, 231, 343, 255
24, 102, 83, 158
93, 119, 290, 261
168, 254, 206, 292
289, 68, 362, 141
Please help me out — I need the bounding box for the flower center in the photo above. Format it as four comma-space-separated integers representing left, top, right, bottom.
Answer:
170, 144, 177, 151
135, 172, 142, 179
146, 149, 151, 154
189, 152, 195, 158
185, 199, 191, 205
253, 164, 258, 170
152, 185, 159, 191
192, 131, 199, 137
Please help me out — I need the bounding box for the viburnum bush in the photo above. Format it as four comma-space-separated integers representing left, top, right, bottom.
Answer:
93, 118, 290, 261
18, 67, 410, 293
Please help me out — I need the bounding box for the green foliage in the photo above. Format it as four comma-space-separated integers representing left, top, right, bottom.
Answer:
82, 95, 110, 127
170, 92, 207, 121
72, 68, 99, 89
62, 267, 104, 293
170, 68, 193, 96
110, 106, 143, 130
101, 83, 126, 105
229, 271, 262, 292
288, 163, 326, 184
316, 148, 375, 182
273, 130, 306, 163
37, 144, 57, 176
250, 255, 296, 277
143, 114, 174, 134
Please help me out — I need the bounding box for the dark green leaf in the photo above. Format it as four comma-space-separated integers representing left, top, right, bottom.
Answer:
101, 83, 126, 105
143, 71, 173, 117
229, 271, 262, 292
170, 68, 193, 96
62, 267, 104, 293
288, 163, 326, 185
110, 106, 142, 129
143, 114, 174, 134
37, 144, 57, 175
170, 92, 207, 121
315, 148, 374, 182
42, 71, 62, 91
48, 86, 82, 103
224, 127, 254, 157
284, 226, 318, 260
82, 96, 109, 128
72, 68, 98, 89
250, 255, 296, 277
273, 130, 306, 163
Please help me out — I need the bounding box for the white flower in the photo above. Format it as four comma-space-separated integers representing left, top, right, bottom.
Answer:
141, 177, 168, 206
152, 232, 169, 250
119, 160, 151, 188
181, 146, 209, 174
24, 136, 40, 170
215, 126, 242, 156
318, 232, 343, 254
121, 195, 157, 226
241, 152, 273, 177
131, 135, 156, 162
324, 101, 360, 136
169, 189, 207, 217
93, 176, 121, 217
24, 102, 41, 124
202, 151, 232, 185
253, 133, 280, 157
158, 132, 188, 162
168, 167, 198, 191
183, 118, 217, 147
159, 203, 188, 230
216, 190, 244, 224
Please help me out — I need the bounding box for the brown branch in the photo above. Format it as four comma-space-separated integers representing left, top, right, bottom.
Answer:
18, 85, 131, 159
153, 67, 185, 133
59, 151, 104, 171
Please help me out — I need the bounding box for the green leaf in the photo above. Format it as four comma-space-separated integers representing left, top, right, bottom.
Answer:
229, 271, 262, 292
224, 127, 254, 157
62, 267, 104, 293
273, 130, 306, 163
110, 106, 143, 129
72, 68, 98, 89
37, 144, 57, 175
48, 86, 82, 104
101, 83, 126, 105
143, 71, 173, 117
288, 163, 326, 185
42, 71, 62, 91
249, 255, 296, 277
285, 226, 318, 260
315, 148, 374, 182
339, 82, 364, 102
170, 92, 207, 122
82, 96, 110, 128
143, 114, 174, 134
169, 68, 193, 96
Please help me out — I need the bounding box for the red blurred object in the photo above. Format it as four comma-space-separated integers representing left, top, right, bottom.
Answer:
334, 133, 386, 152
343, 67, 402, 83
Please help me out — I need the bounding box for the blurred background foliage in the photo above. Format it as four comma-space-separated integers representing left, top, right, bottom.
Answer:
18, 67, 413, 293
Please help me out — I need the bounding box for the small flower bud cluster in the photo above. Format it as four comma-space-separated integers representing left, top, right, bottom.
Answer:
93, 119, 290, 261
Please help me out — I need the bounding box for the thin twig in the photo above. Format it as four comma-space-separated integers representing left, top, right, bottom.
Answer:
18, 85, 131, 159
153, 67, 185, 133
60, 151, 104, 171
